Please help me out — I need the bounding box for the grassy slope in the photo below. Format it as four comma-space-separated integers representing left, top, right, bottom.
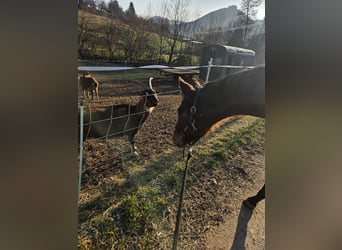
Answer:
78, 116, 265, 249
78, 10, 197, 64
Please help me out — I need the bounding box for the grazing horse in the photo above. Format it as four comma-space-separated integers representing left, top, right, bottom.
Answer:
79, 72, 100, 100
173, 66, 265, 208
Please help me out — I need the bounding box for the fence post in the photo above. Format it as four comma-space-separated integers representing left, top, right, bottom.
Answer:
78, 102, 84, 203
205, 58, 213, 84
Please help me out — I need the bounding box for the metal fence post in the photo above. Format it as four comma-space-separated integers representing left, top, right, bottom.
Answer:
205, 58, 213, 84
78, 102, 84, 202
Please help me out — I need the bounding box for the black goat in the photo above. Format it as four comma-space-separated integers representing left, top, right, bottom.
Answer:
79, 77, 158, 155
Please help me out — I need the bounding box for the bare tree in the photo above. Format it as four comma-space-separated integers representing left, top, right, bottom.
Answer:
240, 0, 262, 43
120, 27, 137, 61
78, 15, 88, 51
164, 0, 192, 64
151, 1, 170, 64
78, 15, 96, 58
119, 19, 153, 62
103, 19, 119, 60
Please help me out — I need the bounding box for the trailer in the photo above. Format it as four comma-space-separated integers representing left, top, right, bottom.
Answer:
199, 44, 255, 81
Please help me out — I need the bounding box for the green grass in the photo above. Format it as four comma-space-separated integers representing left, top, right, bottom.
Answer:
211, 149, 229, 160
78, 116, 265, 249
164, 171, 181, 189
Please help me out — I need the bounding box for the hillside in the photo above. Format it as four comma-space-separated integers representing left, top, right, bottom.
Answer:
149, 5, 264, 48
185, 6, 242, 33
78, 6, 264, 64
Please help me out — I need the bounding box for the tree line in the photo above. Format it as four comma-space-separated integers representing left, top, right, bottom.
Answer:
78, 0, 138, 24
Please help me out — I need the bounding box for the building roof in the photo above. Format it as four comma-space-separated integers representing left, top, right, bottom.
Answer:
206, 44, 255, 56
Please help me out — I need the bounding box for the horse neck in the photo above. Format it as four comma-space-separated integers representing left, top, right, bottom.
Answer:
198, 69, 265, 125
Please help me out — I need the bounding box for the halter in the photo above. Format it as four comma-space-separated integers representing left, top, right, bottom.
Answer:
181, 86, 202, 146
188, 87, 201, 127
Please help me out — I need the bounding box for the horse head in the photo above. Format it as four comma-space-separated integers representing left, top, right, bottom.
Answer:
173, 66, 265, 148
173, 76, 208, 147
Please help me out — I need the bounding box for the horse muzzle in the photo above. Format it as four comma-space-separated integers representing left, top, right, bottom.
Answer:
173, 131, 186, 148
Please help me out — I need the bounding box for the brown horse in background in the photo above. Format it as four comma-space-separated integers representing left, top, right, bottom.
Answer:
173, 66, 265, 208
79, 72, 100, 100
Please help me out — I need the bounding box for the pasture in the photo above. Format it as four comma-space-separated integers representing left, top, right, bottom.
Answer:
78, 69, 265, 249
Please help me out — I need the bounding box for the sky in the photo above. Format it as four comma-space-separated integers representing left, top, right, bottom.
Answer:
104, 0, 265, 21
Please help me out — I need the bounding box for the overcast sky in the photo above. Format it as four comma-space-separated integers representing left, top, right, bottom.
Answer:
104, 0, 265, 21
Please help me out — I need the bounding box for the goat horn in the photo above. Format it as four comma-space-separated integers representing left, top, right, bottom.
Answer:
148, 77, 154, 90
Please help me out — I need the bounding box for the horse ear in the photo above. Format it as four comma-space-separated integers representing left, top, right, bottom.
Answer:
192, 78, 202, 88
178, 76, 196, 96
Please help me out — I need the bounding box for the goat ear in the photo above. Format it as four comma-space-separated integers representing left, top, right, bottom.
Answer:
178, 76, 196, 97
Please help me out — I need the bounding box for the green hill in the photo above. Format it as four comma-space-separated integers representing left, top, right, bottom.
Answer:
78, 9, 200, 65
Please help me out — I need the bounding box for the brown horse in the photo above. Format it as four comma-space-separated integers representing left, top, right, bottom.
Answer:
79, 72, 100, 100
173, 66, 265, 208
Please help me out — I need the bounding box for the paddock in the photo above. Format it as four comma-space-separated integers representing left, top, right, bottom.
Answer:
77, 67, 265, 249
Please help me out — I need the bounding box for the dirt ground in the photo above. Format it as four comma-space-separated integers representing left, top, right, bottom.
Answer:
174, 118, 265, 250
204, 154, 265, 250
78, 77, 265, 249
